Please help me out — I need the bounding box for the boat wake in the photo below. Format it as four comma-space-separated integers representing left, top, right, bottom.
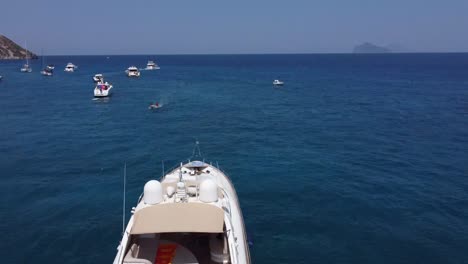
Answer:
92, 97, 110, 102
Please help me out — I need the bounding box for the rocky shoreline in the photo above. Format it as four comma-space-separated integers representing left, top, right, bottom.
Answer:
0, 35, 38, 60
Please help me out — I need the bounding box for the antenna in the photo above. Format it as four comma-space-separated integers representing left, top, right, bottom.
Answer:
122, 162, 126, 235
161, 160, 165, 179
23, 41, 30, 67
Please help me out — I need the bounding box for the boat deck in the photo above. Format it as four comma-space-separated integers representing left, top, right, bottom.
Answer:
124, 233, 227, 264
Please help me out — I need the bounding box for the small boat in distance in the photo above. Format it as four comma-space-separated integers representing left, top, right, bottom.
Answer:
0, 75, 3, 81
40, 53, 53, 76
64, 63, 77, 72
20, 42, 32, 73
145, 60, 160, 70
40, 67, 53, 76
148, 102, 162, 110
273, 79, 284, 86
94, 81, 113, 97
113, 160, 251, 264
20, 64, 32, 73
126, 66, 140, 77
93, 74, 104, 83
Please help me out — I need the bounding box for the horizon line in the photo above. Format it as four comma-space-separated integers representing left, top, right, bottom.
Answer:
15, 51, 468, 57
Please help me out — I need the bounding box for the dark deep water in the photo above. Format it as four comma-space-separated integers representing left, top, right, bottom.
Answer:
0, 53, 467, 263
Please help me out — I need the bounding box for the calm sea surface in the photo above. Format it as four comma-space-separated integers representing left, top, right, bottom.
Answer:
0, 54, 467, 263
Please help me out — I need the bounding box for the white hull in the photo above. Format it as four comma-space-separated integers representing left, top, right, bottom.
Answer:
113, 161, 250, 264
146, 60, 160, 70
127, 71, 140, 77
65, 63, 77, 72
148, 105, 162, 110
94, 85, 112, 97
41, 71, 53, 76
126, 66, 140, 77
145, 66, 160, 70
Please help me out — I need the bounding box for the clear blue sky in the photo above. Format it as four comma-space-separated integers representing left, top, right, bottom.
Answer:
1, 0, 467, 55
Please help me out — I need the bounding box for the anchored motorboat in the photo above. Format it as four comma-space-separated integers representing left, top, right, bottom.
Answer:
126, 66, 140, 77
94, 81, 113, 97
40, 51, 53, 76
148, 102, 162, 110
145, 60, 160, 70
113, 160, 251, 264
273, 79, 284, 86
64, 62, 77, 72
93, 74, 104, 83
40, 67, 53, 76
41, 62, 54, 76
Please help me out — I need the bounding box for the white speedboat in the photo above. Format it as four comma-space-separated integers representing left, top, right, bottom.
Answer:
64, 62, 77, 72
113, 160, 251, 264
41, 59, 54, 76
148, 102, 162, 110
145, 60, 160, 70
93, 74, 104, 83
126, 66, 140, 77
40, 68, 53, 76
94, 81, 113, 97
273, 79, 284, 86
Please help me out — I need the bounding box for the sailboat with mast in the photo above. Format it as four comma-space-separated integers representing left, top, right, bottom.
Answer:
20, 42, 32, 73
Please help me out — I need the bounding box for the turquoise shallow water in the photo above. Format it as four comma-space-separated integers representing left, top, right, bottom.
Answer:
0, 54, 468, 263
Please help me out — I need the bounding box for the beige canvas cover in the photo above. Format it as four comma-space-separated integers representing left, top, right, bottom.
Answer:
130, 202, 225, 234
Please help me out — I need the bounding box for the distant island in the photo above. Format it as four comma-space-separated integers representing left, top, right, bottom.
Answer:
0, 35, 38, 60
353, 42, 391, 53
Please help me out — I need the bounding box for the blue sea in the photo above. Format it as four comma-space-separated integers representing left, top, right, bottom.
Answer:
0, 54, 467, 263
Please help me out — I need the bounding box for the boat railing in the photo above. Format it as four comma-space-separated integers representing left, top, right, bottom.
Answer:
220, 189, 241, 263
221, 189, 232, 215
222, 206, 239, 264
214, 165, 251, 264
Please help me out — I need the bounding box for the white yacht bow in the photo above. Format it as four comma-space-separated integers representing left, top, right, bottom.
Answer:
114, 161, 251, 264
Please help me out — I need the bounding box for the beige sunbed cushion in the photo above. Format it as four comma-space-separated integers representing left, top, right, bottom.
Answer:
131, 202, 224, 234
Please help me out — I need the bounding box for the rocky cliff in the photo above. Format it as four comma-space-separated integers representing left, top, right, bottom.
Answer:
0, 35, 38, 60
